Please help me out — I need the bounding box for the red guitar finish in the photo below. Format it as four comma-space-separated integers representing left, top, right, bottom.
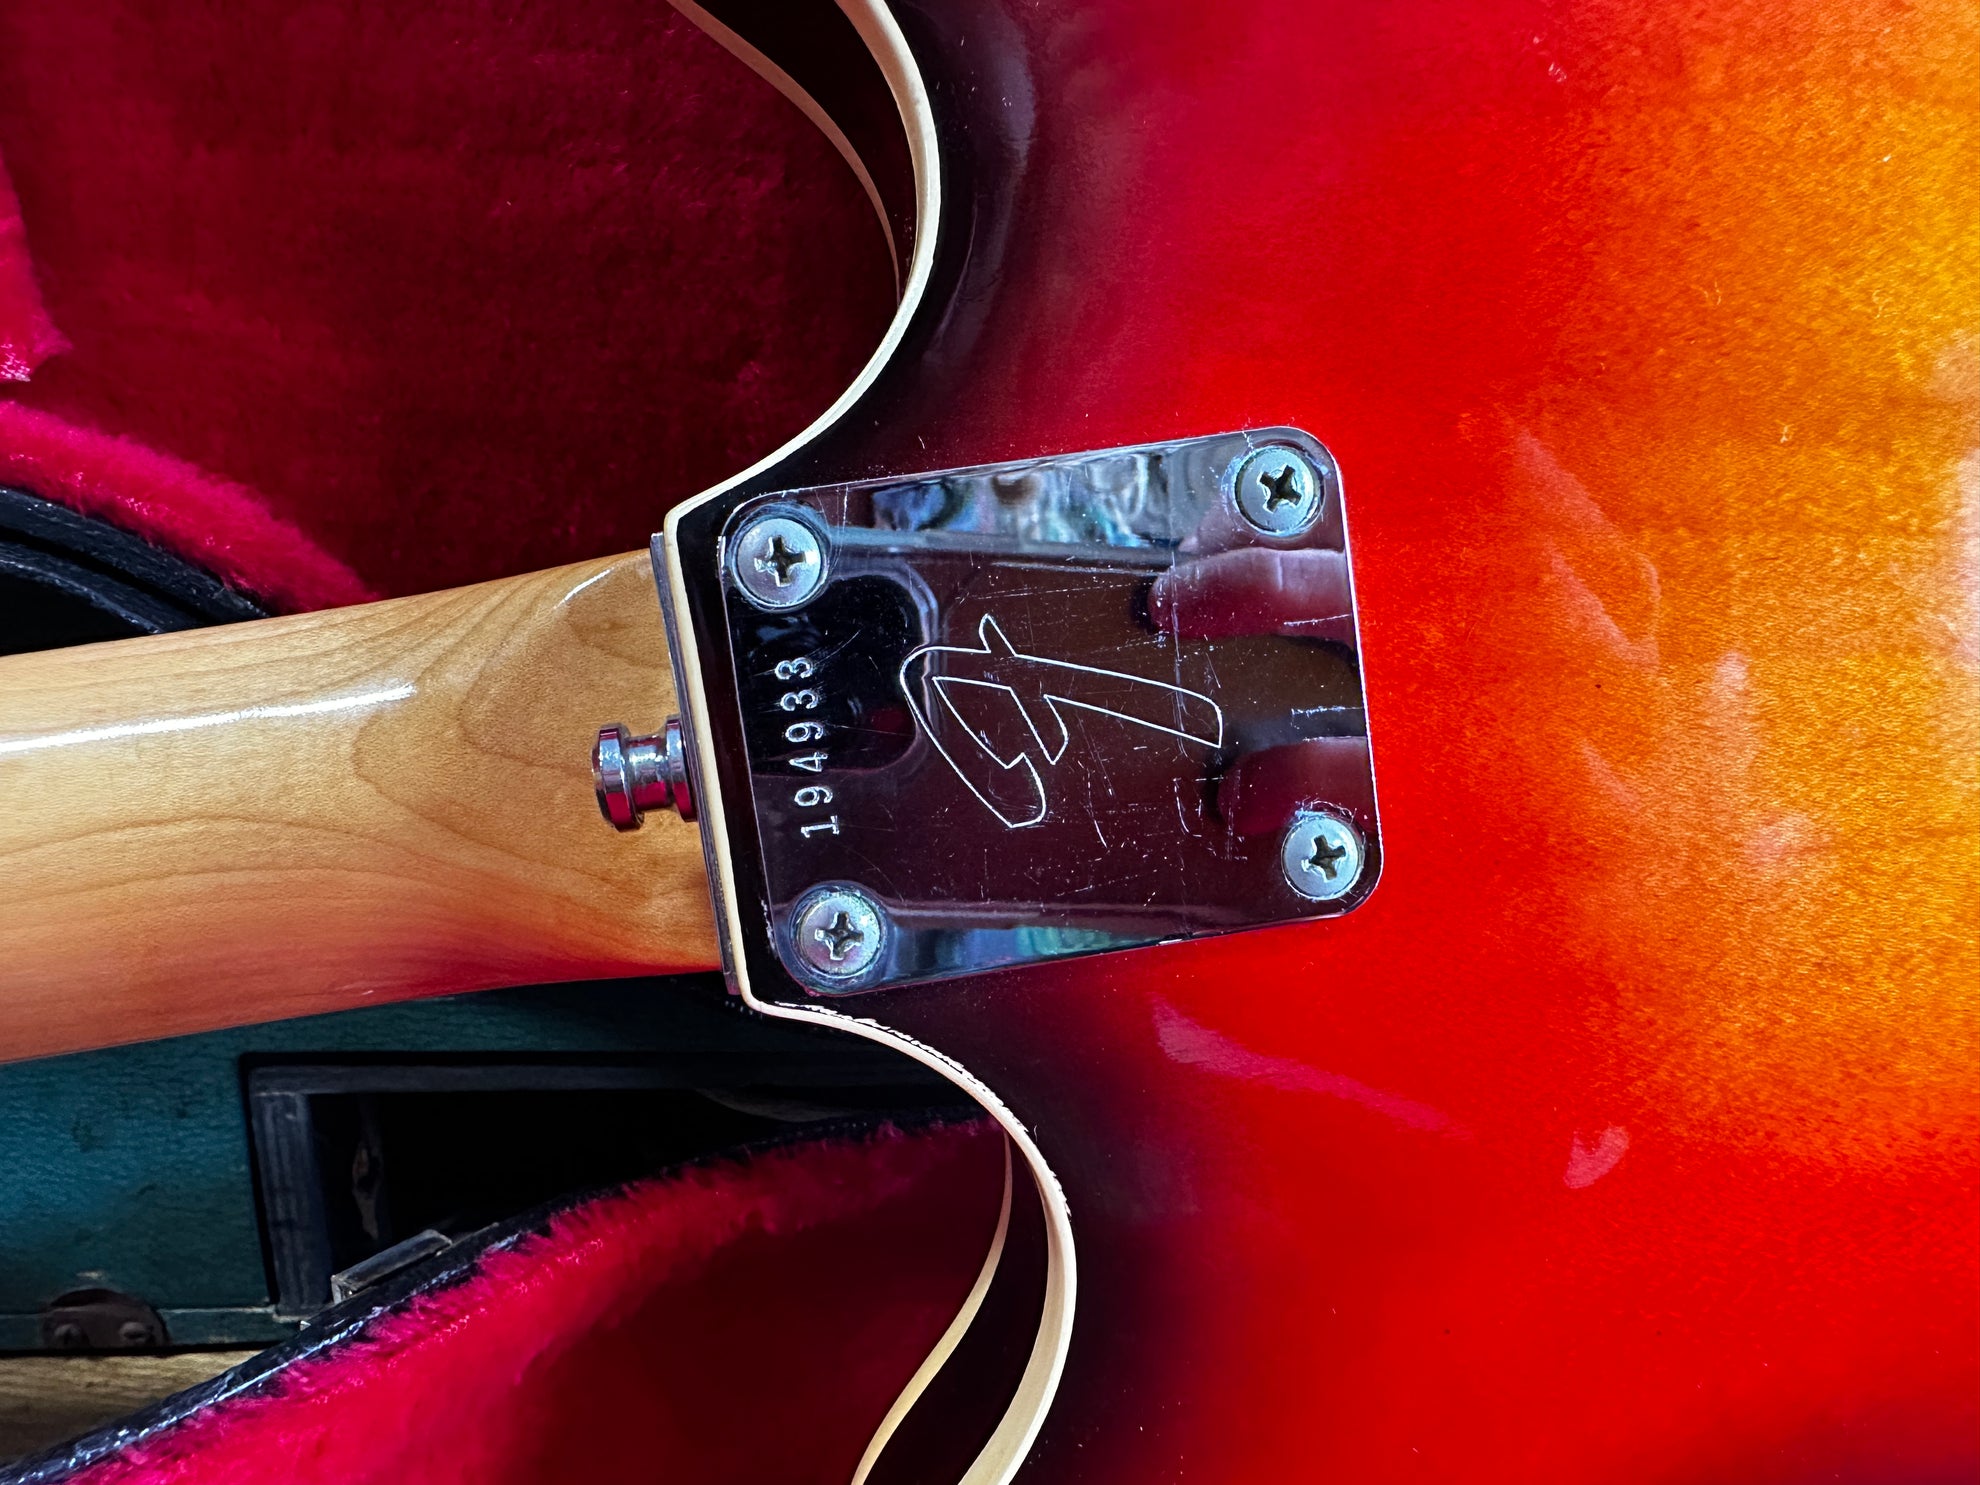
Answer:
712, 0, 1977, 1479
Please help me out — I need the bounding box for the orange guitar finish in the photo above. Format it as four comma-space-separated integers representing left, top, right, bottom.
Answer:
832, 0, 1977, 1478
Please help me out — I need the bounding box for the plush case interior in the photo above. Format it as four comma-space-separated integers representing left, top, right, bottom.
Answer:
0, 3, 994, 1477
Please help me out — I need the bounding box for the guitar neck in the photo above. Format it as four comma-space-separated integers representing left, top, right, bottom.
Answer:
0, 552, 717, 1064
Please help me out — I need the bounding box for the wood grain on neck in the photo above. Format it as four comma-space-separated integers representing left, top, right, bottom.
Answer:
0, 552, 719, 1064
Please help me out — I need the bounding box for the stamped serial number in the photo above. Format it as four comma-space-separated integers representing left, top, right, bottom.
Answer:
771, 655, 840, 838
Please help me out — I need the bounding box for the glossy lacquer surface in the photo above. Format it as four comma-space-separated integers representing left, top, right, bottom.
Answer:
838, 0, 1977, 1478
0, 553, 713, 1061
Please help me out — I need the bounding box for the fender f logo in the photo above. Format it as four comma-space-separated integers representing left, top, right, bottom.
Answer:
900, 613, 1224, 829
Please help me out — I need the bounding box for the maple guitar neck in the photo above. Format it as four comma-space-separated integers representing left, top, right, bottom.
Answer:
0, 552, 718, 1064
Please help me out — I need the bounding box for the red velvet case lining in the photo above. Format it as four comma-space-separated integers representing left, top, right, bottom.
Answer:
0, 0, 895, 609
73, 1123, 1004, 1485
0, 7, 984, 1478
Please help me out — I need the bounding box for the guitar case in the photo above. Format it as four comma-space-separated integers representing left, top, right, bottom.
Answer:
0, 4, 997, 1480
1, 1121, 1001, 1485
0, 485, 267, 650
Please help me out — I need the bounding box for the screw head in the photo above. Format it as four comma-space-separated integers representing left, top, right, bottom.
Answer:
1281, 810, 1364, 902
1231, 445, 1324, 537
789, 885, 887, 986
731, 511, 827, 610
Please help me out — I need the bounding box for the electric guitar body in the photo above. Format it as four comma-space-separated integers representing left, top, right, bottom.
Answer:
0, 0, 1972, 1481
665, 1, 1977, 1478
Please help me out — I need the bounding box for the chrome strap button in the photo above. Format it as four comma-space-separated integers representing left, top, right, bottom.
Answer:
592, 718, 694, 829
